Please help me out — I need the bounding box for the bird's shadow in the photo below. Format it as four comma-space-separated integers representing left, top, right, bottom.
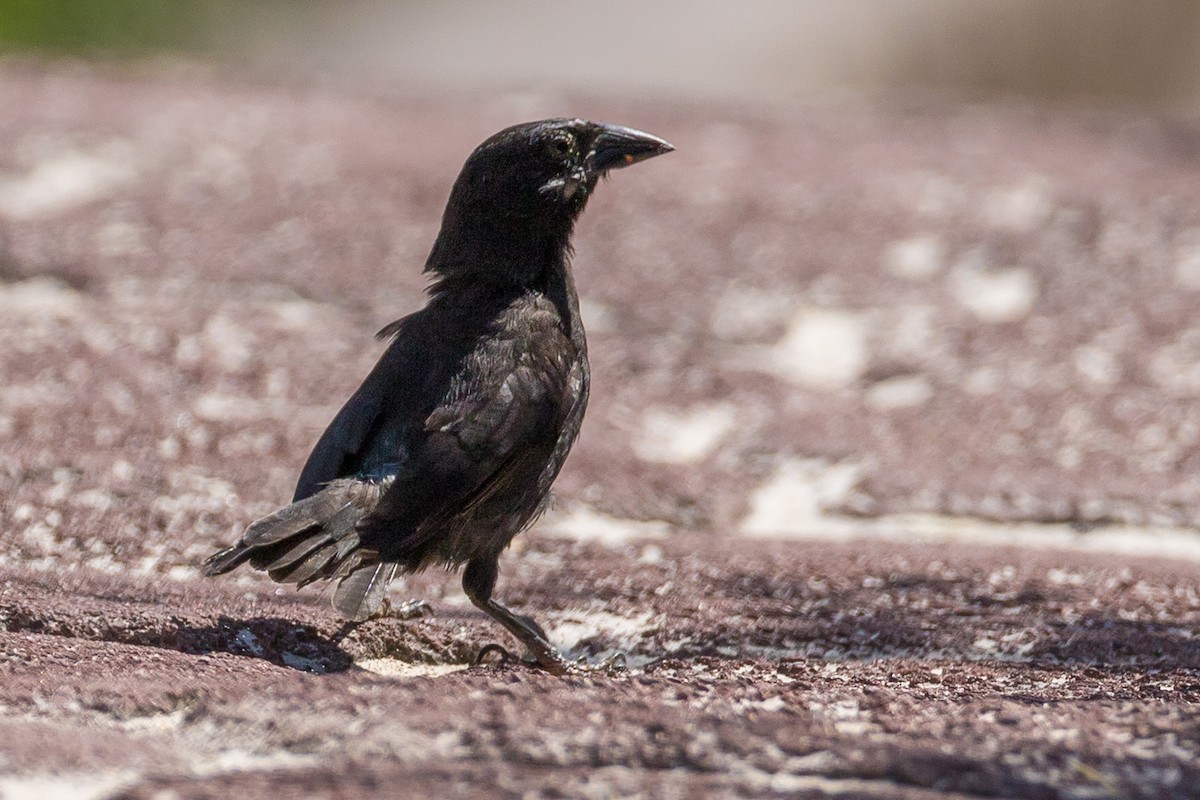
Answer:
172, 615, 356, 674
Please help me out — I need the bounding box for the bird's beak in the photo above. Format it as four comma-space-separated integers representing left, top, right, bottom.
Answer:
586, 124, 674, 176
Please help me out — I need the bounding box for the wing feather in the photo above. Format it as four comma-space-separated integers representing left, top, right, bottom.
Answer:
293, 314, 425, 502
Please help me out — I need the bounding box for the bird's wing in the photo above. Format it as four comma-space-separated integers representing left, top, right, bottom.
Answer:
292, 315, 424, 502
362, 335, 566, 547
292, 388, 384, 502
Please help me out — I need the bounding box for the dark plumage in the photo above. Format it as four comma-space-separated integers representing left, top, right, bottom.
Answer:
203, 118, 672, 672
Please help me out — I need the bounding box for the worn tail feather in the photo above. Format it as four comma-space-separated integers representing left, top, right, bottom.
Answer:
333, 562, 399, 622
202, 481, 379, 590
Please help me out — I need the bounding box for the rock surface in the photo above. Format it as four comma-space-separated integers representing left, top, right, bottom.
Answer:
1, 60, 1199, 798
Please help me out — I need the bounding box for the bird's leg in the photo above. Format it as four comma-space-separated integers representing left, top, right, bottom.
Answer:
463, 557, 569, 675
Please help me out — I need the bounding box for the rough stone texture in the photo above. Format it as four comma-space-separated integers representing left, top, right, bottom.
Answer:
1, 60, 1200, 798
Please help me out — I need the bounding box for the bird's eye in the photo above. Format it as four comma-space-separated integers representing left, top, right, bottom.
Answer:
544, 136, 573, 158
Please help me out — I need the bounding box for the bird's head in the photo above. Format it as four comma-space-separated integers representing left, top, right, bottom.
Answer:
456, 118, 672, 220
428, 119, 672, 283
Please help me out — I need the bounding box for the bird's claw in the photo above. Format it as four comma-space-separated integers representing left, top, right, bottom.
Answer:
597, 651, 628, 674
474, 642, 515, 667
471, 644, 630, 676
529, 647, 571, 676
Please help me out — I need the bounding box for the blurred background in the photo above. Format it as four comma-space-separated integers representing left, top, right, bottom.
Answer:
2, 0, 1200, 109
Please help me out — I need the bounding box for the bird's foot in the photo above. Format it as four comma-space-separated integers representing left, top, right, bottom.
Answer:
528, 645, 572, 675
377, 597, 433, 620
472, 641, 572, 675
596, 651, 628, 674
471, 643, 629, 676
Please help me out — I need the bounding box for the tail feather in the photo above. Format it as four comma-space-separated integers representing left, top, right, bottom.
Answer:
276, 542, 339, 586
260, 500, 362, 574
202, 543, 255, 576
333, 562, 399, 622
334, 531, 361, 562
262, 530, 335, 573
205, 479, 401, 621
241, 491, 348, 547
321, 503, 366, 549
202, 480, 390, 601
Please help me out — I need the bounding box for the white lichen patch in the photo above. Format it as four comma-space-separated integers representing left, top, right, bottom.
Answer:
167, 565, 201, 581
270, 298, 323, 331
754, 510, 1200, 563
1173, 231, 1200, 290
202, 314, 255, 373
0, 144, 135, 219
876, 304, 942, 364
632, 403, 737, 464
150, 469, 240, 536
883, 234, 945, 281
755, 308, 870, 390
547, 609, 657, 663
970, 630, 1035, 661
187, 749, 319, 779
0, 771, 141, 800
533, 504, 670, 545
578, 296, 616, 334
191, 393, 331, 429
192, 393, 258, 423
982, 177, 1053, 232
354, 660, 470, 678
1073, 344, 1121, 387
741, 458, 862, 537
950, 259, 1037, 323
1149, 333, 1200, 395
964, 366, 1002, 395
864, 375, 933, 411
1, 381, 71, 412
0, 277, 83, 319
709, 287, 797, 342
116, 710, 189, 735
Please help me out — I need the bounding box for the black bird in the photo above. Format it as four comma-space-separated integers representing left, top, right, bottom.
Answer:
203, 118, 672, 672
